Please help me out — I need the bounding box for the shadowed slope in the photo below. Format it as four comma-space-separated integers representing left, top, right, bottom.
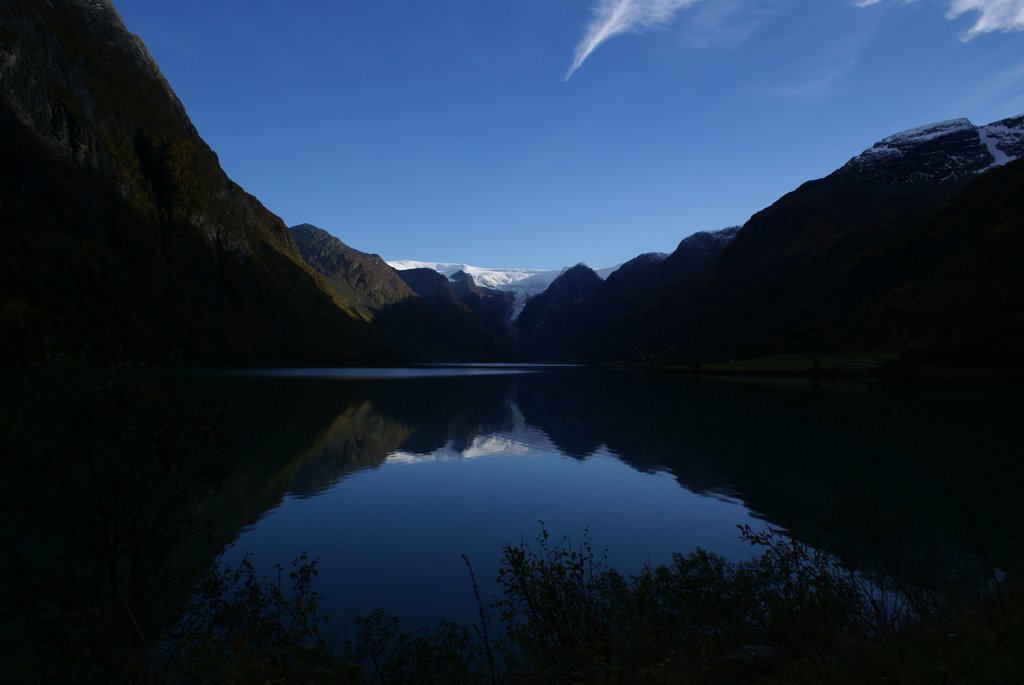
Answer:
0, 0, 389, 364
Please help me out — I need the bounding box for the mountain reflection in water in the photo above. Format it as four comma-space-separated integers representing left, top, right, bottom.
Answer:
197, 367, 1023, 631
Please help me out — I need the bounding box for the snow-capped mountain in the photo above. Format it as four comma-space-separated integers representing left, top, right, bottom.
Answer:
842, 115, 1024, 185
979, 117, 1024, 165
386, 403, 560, 464
387, 260, 622, 317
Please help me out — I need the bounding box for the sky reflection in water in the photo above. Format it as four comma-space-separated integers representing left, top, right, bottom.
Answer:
210, 367, 1024, 632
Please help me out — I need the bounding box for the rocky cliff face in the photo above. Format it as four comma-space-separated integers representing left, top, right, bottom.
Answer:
2, 0, 198, 207
979, 115, 1024, 160
2, 1, 163, 169
103, 0, 304, 254
0, 0, 387, 363
841, 116, 1023, 186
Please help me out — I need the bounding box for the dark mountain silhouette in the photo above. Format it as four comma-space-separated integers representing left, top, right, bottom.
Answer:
396, 268, 464, 307
0, 0, 391, 364
544, 117, 1024, 368
1, 1, 1020, 372
604, 157, 1024, 367
289, 224, 414, 316
515, 228, 739, 361
286, 227, 519, 360
516, 264, 603, 359
449, 270, 515, 338
373, 268, 515, 361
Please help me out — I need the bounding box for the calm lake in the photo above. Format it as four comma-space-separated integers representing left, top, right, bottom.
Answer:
190, 366, 1023, 634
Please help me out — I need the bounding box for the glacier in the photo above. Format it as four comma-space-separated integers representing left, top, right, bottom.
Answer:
387, 260, 621, 318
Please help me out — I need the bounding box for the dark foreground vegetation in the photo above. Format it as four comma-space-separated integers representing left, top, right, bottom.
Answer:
6, 528, 1023, 684
2, 367, 1021, 683
158, 527, 1022, 685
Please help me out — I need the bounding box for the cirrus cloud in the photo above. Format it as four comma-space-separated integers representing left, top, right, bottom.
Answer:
566, 0, 703, 80
565, 1, 1024, 82
856, 0, 1024, 40
946, 0, 1024, 40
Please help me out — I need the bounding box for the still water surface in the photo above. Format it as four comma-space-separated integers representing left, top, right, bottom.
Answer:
202, 366, 1022, 632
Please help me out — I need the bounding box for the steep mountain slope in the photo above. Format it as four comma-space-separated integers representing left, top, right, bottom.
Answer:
517, 228, 739, 361
658, 228, 739, 279
837, 157, 1024, 363
590, 117, 1024, 366
843, 117, 1023, 184
449, 270, 515, 337
602, 252, 670, 289
376, 269, 515, 361
723, 115, 1021, 270
290, 224, 414, 316
0, 0, 387, 364
516, 264, 604, 359
396, 268, 464, 307
285, 225, 518, 361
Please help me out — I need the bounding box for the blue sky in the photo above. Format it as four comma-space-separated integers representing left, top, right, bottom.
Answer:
114, 0, 1024, 269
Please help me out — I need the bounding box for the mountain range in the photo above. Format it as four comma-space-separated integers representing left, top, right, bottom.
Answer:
386, 260, 622, 318
505, 115, 1024, 366
1, 0, 1022, 373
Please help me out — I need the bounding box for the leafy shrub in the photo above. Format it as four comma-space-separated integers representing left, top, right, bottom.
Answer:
163, 553, 346, 684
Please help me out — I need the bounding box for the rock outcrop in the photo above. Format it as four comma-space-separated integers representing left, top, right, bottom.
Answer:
841, 116, 1023, 185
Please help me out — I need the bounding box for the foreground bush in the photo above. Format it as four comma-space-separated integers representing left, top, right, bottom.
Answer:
162, 525, 1022, 684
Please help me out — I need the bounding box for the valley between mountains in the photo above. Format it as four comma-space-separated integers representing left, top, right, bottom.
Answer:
4, 4, 1024, 682
2, 0, 1022, 375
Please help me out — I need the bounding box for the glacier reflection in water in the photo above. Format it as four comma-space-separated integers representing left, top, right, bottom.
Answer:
206, 366, 1023, 632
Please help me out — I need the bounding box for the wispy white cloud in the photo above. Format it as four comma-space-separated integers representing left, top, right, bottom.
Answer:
679, 0, 771, 50
565, 1, 1022, 82
947, 0, 1024, 40
566, 0, 703, 80
771, 61, 858, 100
851, 0, 917, 9
856, 0, 1024, 40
